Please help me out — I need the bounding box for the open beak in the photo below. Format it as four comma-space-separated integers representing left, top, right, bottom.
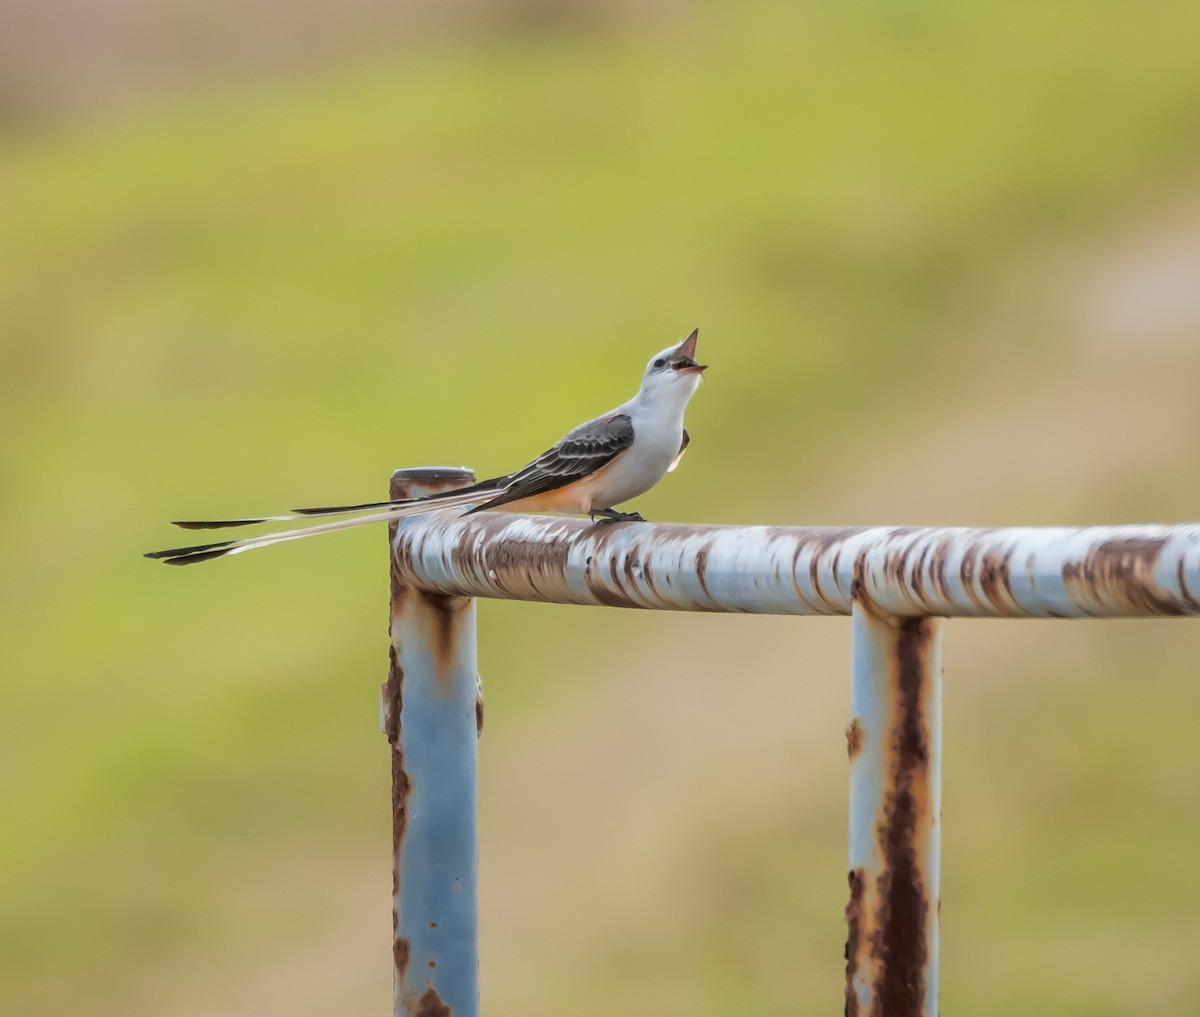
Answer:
669, 327, 707, 375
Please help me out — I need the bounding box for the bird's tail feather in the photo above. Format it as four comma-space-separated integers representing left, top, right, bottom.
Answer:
146, 489, 489, 566
170, 504, 398, 530
170, 479, 509, 530
172, 515, 300, 530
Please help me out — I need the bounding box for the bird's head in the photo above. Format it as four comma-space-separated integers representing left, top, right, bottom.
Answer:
639, 328, 707, 401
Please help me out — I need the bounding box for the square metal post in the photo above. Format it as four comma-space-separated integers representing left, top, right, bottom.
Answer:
846, 602, 943, 1017
382, 468, 480, 1017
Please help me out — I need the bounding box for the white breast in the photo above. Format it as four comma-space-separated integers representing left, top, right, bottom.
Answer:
583, 398, 685, 511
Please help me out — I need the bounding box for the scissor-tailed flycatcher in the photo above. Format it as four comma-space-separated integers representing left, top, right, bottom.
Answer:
145, 329, 707, 566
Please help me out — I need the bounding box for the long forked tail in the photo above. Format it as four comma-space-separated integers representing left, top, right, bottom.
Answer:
170, 481, 502, 530
145, 489, 491, 566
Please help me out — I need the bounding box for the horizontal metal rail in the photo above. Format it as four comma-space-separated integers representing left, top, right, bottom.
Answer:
392, 512, 1200, 618
383, 468, 1200, 1017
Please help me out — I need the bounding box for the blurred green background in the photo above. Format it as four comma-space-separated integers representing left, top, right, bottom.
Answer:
4, 1, 1200, 1013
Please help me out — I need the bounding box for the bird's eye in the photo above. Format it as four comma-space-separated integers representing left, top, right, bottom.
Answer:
653, 358, 667, 369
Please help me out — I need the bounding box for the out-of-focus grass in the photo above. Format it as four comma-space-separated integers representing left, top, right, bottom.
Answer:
3, 2, 1200, 1014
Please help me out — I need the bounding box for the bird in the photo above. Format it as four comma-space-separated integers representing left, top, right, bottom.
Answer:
145, 329, 707, 566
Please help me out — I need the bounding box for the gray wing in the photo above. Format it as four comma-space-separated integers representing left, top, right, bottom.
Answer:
471, 413, 635, 512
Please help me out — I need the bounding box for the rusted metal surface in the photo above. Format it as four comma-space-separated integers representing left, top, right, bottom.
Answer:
390, 514, 1200, 618
846, 718, 864, 759
847, 602, 942, 1017
844, 867, 866, 1017
414, 987, 453, 1017
384, 467, 479, 1017
381, 469, 1200, 1012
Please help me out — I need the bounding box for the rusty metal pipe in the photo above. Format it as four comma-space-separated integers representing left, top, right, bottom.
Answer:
846, 604, 942, 1017
391, 513, 1200, 618
383, 468, 480, 1017
384, 481, 1200, 1015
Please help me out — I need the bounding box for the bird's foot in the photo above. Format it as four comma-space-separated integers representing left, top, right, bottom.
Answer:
590, 508, 646, 524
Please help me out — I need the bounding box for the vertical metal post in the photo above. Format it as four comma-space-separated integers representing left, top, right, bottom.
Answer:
382, 467, 479, 1017
845, 602, 943, 1017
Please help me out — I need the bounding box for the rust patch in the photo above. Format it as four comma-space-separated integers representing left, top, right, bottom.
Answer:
592, 551, 628, 606
623, 545, 645, 593
604, 552, 629, 602
392, 745, 411, 867
845, 867, 865, 1017
581, 578, 633, 608
389, 513, 409, 620
524, 533, 576, 603
384, 637, 410, 879
473, 525, 573, 592
959, 549, 975, 587
909, 545, 930, 606
578, 543, 639, 607
423, 591, 470, 687
929, 545, 948, 604
640, 554, 658, 596
977, 550, 1013, 611
1177, 557, 1200, 612
388, 516, 418, 614
798, 531, 859, 592
808, 545, 823, 604
475, 695, 484, 735
1062, 536, 1181, 615
958, 547, 987, 613
384, 642, 410, 897
414, 986, 452, 1017
394, 935, 411, 981
883, 546, 905, 591
790, 528, 870, 612
846, 718, 864, 759
386, 483, 412, 924
872, 616, 935, 1017
383, 647, 403, 745
788, 541, 808, 602
694, 546, 710, 597
389, 562, 410, 618
850, 549, 872, 614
